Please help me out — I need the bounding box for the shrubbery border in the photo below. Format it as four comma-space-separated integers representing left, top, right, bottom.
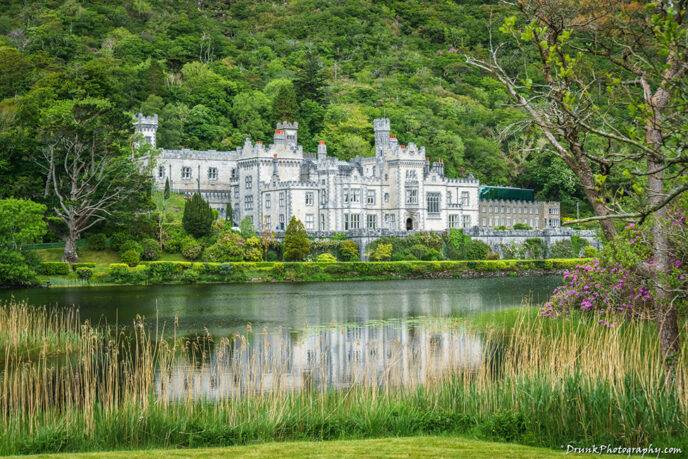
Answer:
35, 259, 590, 286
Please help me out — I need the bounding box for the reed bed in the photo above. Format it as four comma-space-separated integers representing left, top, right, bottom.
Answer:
0, 299, 81, 359
0, 298, 686, 455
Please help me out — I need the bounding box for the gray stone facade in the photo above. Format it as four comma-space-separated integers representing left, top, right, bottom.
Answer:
479, 199, 560, 229
135, 114, 561, 233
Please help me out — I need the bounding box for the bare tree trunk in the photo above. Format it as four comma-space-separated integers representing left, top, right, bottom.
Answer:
645, 80, 680, 370
63, 220, 79, 263
648, 157, 679, 370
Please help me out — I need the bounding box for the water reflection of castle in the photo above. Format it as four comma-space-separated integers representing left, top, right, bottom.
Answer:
157, 322, 482, 400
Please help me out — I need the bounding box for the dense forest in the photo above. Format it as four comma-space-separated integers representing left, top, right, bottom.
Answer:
0, 0, 585, 214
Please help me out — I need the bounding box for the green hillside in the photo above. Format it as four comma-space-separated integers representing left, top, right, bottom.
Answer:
0, 0, 583, 212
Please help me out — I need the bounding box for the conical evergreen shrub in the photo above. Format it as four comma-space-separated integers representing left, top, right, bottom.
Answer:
182, 193, 214, 238
283, 216, 310, 261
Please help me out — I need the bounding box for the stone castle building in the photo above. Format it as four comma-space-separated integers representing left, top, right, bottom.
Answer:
135, 114, 559, 232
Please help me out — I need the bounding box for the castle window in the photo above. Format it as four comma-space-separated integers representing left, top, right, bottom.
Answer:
384, 214, 396, 229
244, 195, 253, 211
343, 189, 349, 204
461, 191, 470, 207
366, 214, 377, 229
264, 215, 271, 229
366, 190, 375, 206
426, 192, 440, 214
279, 192, 285, 208
279, 214, 285, 230
449, 214, 460, 228
233, 187, 239, 199
158, 166, 165, 179
405, 188, 418, 205
320, 190, 327, 205
181, 167, 192, 180
352, 189, 361, 203
344, 213, 360, 230
384, 193, 389, 203
305, 214, 314, 230
245, 175, 252, 189
264, 193, 271, 209
208, 167, 218, 180
305, 192, 314, 206
462, 215, 472, 228
320, 214, 326, 230
231, 168, 237, 179
447, 191, 452, 204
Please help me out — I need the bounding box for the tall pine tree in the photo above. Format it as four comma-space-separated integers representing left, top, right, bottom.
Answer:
295, 48, 326, 103
182, 193, 214, 238
272, 83, 298, 122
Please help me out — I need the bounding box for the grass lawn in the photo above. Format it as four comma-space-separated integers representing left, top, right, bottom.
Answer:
35, 248, 121, 264
10, 436, 593, 458
34, 248, 186, 265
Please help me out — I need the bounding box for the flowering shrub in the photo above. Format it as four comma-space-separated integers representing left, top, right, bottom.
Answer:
542, 202, 688, 324
541, 259, 653, 323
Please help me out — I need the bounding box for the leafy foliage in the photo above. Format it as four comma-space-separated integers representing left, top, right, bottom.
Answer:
0, 0, 584, 215
239, 217, 255, 239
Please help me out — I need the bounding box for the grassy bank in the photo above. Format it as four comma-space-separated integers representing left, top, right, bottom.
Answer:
34, 258, 588, 288
0, 300, 685, 456
12, 436, 597, 458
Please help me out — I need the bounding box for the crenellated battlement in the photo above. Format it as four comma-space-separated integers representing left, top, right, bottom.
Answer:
143, 112, 560, 234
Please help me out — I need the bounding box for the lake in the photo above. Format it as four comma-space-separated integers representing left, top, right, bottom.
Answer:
1, 277, 561, 396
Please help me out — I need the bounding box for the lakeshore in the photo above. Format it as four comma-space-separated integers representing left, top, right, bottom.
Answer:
29, 258, 587, 288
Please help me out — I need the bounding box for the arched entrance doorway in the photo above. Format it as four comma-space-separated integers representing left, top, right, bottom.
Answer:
406, 217, 413, 231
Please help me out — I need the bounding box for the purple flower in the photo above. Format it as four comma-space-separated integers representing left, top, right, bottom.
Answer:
581, 298, 594, 311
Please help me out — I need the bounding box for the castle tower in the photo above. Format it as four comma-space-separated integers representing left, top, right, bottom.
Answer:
276, 121, 298, 147
133, 113, 158, 148
317, 140, 327, 160
373, 118, 390, 153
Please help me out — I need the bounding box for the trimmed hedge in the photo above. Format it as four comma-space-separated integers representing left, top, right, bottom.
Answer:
95, 258, 590, 285
72, 262, 96, 271
37, 262, 71, 276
